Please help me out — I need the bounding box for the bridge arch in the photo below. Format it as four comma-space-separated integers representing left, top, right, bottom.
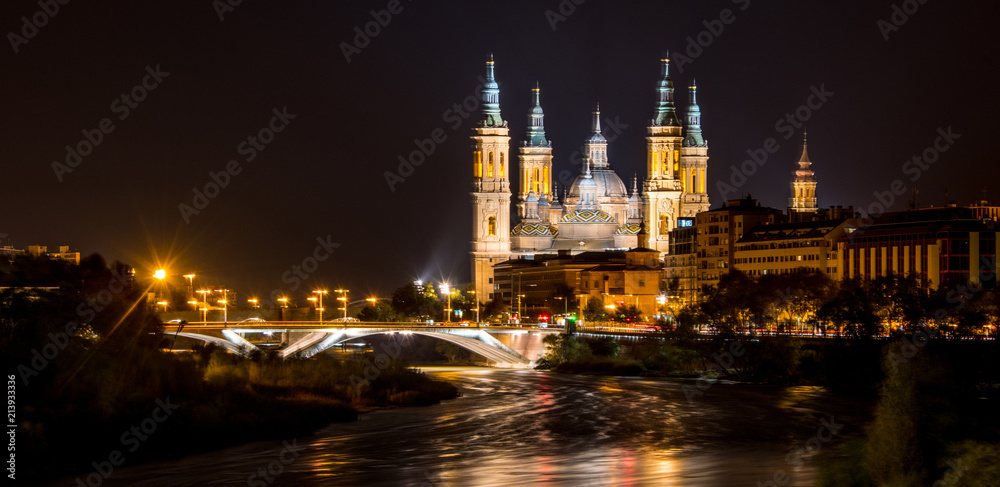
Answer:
172, 332, 257, 356
297, 329, 530, 366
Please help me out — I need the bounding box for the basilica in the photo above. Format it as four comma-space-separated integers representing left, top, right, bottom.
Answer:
470, 55, 711, 302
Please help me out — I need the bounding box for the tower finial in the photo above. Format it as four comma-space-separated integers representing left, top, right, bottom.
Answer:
480, 55, 503, 127
526, 84, 546, 146
798, 132, 810, 163
592, 103, 602, 133
653, 55, 679, 126
683, 80, 705, 147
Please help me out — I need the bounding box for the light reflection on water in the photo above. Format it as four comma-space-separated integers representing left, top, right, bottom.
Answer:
49, 367, 872, 486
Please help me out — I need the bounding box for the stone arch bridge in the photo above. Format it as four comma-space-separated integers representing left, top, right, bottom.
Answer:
162, 322, 558, 367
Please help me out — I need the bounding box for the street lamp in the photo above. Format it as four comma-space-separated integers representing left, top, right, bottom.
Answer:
440, 283, 451, 323
469, 290, 480, 323
277, 297, 289, 308
183, 274, 195, 300
196, 289, 211, 323
218, 299, 228, 325
248, 298, 259, 309
156, 301, 168, 312
335, 289, 349, 321
312, 290, 328, 323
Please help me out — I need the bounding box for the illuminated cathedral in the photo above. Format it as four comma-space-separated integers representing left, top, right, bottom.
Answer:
470, 54, 710, 302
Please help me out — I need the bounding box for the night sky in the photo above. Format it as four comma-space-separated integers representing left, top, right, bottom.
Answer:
2, 0, 995, 302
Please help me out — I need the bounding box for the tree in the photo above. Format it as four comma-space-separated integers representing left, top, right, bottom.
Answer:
357, 302, 397, 322
583, 298, 608, 322
389, 282, 439, 320
818, 279, 880, 339
611, 305, 642, 323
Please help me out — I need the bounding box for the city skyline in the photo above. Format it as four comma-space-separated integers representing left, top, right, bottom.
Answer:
2, 1, 995, 299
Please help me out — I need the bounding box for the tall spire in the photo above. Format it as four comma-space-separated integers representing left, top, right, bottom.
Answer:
585, 103, 609, 168
592, 102, 602, 133
795, 132, 813, 180
480, 54, 504, 128
798, 131, 811, 165
683, 80, 705, 147
652, 53, 680, 126
526, 82, 547, 146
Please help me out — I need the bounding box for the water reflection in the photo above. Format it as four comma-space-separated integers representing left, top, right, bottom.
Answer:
46, 367, 872, 486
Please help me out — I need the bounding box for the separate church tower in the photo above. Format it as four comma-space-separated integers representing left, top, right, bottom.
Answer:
788, 133, 817, 216
679, 80, 710, 217
517, 83, 553, 217
471, 55, 512, 304
643, 55, 684, 253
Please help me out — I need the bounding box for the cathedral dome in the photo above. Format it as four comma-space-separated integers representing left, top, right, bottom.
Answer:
511, 222, 557, 236
614, 223, 642, 235
559, 209, 616, 224
568, 168, 628, 200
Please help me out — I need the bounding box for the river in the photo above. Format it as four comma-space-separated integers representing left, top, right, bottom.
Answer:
47, 368, 873, 486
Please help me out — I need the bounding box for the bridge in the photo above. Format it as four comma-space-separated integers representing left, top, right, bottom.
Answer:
161, 322, 557, 367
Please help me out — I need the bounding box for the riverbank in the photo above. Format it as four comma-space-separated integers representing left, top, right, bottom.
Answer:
15, 349, 459, 484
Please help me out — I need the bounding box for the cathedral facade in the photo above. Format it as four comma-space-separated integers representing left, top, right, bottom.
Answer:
470, 55, 710, 302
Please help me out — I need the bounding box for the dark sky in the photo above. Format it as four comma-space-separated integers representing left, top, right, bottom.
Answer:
2, 0, 995, 302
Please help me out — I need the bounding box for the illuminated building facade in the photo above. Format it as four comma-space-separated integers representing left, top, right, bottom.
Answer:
470, 55, 709, 303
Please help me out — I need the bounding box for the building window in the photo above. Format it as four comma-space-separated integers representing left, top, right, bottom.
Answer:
533, 167, 540, 194
500, 153, 505, 177
474, 150, 482, 178
639, 279, 645, 287
488, 278, 493, 284
488, 152, 494, 177
487, 215, 496, 236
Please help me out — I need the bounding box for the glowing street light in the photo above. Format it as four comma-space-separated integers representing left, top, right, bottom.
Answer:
248, 298, 259, 309
153, 269, 166, 280
277, 297, 289, 308
156, 300, 168, 312
440, 283, 451, 323
196, 289, 210, 323
335, 289, 349, 321
218, 299, 228, 325
469, 290, 480, 323
312, 289, 328, 323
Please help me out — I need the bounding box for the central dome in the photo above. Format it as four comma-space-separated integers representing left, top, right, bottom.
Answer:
568, 168, 628, 201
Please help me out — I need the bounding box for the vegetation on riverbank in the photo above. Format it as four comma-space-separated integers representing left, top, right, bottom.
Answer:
816, 341, 1000, 486
0, 255, 457, 482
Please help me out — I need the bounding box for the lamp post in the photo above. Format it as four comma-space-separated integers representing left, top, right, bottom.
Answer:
218, 299, 228, 325
156, 301, 168, 312
440, 283, 451, 323
248, 298, 259, 309
196, 289, 210, 323
469, 290, 480, 323
335, 289, 349, 320
183, 274, 195, 301
312, 290, 328, 323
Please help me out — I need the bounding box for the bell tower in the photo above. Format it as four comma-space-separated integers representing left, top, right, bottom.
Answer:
643, 55, 684, 254
517, 83, 553, 217
680, 80, 710, 217
789, 133, 817, 216
471, 55, 511, 304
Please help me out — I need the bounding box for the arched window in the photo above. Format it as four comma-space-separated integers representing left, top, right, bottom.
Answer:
533, 167, 540, 194
661, 215, 670, 234
500, 153, 505, 177
543, 167, 549, 194
487, 215, 496, 236
488, 152, 494, 177
474, 150, 482, 178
